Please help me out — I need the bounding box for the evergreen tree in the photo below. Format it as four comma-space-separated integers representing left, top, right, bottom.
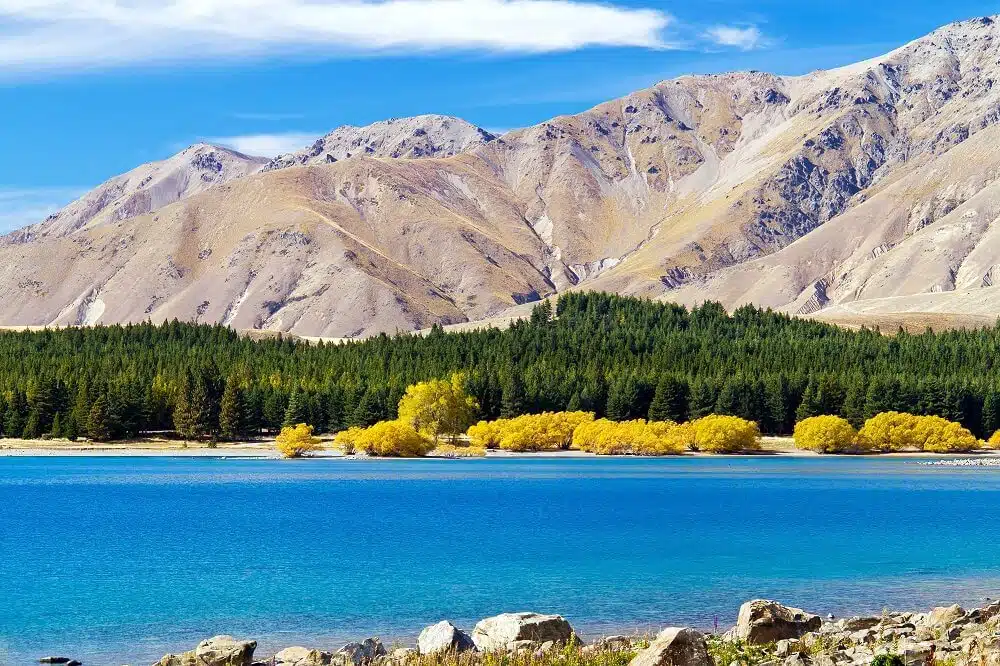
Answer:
350, 387, 384, 427
500, 374, 526, 419
842, 377, 867, 428
87, 394, 112, 442
219, 378, 246, 440
283, 389, 309, 427
983, 387, 1000, 437
688, 378, 717, 419
50, 412, 62, 439
796, 379, 822, 422
606, 376, 639, 421
648, 376, 689, 423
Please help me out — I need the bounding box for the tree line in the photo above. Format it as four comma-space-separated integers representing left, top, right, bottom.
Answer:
2, 293, 1000, 441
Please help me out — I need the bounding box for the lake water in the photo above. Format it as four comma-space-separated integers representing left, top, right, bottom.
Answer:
3, 456, 1000, 665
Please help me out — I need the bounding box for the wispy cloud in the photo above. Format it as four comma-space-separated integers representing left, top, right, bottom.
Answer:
0, 186, 87, 232
208, 132, 321, 157
704, 25, 769, 51
0, 0, 673, 73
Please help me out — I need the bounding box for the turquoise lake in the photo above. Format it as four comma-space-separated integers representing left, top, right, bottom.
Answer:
3, 456, 1000, 665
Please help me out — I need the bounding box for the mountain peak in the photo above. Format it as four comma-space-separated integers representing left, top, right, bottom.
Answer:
263, 114, 495, 171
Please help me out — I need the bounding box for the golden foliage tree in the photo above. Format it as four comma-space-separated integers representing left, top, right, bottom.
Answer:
352, 420, 435, 457
690, 415, 761, 453
333, 426, 363, 455
476, 412, 594, 452
988, 430, 1000, 449
397, 373, 479, 442
912, 415, 978, 452
572, 418, 691, 455
857, 411, 921, 452
793, 415, 862, 453
276, 423, 323, 458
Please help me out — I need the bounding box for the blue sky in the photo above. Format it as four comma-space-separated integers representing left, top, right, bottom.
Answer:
1, 0, 999, 231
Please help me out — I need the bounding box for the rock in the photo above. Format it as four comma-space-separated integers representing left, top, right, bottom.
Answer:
156, 636, 257, 666
39, 659, 78, 665
926, 605, 966, 628
417, 621, 476, 655
735, 601, 823, 644
775, 640, 803, 657
594, 636, 641, 651
274, 646, 334, 666
510, 640, 539, 653
336, 639, 386, 666
390, 648, 417, 661
629, 628, 713, 666
840, 617, 881, 632
471, 613, 574, 652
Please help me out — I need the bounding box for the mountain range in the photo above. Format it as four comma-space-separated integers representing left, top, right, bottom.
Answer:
6, 16, 1000, 336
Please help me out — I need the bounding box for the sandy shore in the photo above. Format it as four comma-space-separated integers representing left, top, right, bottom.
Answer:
3, 436, 1000, 458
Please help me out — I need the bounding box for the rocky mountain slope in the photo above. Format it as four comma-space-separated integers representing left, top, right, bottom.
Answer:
262, 114, 496, 170
5, 16, 1000, 336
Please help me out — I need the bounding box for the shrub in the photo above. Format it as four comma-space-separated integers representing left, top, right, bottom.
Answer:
333, 426, 363, 455
690, 415, 761, 452
872, 655, 905, 666
859, 412, 978, 452
276, 423, 323, 458
793, 415, 862, 453
431, 443, 487, 458
353, 420, 435, 457
472, 412, 595, 452
988, 430, 1000, 449
912, 415, 977, 453
857, 411, 921, 451
467, 419, 507, 449
572, 418, 689, 455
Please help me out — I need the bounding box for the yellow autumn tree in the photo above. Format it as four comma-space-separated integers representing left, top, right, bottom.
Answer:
276, 423, 323, 458
353, 420, 435, 457
398, 373, 479, 442
988, 430, 1000, 449
467, 419, 507, 449
333, 426, 363, 455
492, 412, 594, 451
793, 415, 863, 453
912, 415, 978, 453
857, 412, 922, 452
572, 418, 689, 456
690, 415, 761, 453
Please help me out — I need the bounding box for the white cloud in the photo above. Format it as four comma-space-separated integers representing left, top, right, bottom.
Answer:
704, 25, 767, 51
208, 132, 322, 157
0, 0, 673, 72
0, 186, 86, 232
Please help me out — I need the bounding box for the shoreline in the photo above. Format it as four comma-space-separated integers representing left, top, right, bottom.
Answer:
4, 440, 1000, 459
30, 597, 1000, 666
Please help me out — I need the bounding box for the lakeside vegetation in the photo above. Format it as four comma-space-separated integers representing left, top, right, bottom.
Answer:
4, 292, 1000, 447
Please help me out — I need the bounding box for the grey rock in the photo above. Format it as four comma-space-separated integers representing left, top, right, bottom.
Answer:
926, 606, 967, 628
628, 628, 713, 666
735, 601, 823, 644
471, 613, 574, 652
417, 621, 476, 655
156, 635, 257, 666
775, 640, 803, 657
274, 646, 334, 666
336, 639, 386, 666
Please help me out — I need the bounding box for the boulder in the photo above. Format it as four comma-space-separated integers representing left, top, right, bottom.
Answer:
336, 638, 386, 666
274, 646, 333, 666
629, 628, 713, 666
471, 613, 574, 652
417, 621, 476, 655
735, 601, 822, 644
39, 659, 79, 665
156, 635, 257, 666
925, 605, 966, 628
